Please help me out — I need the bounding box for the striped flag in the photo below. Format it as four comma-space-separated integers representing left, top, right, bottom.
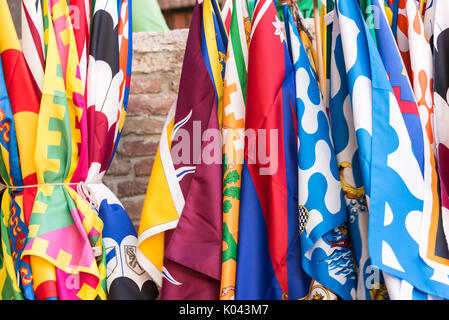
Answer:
220, 0, 250, 301
221, 0, 233, 34
235, 0, 310, 300
284, 4, 356, 300
21, 0, 45, 100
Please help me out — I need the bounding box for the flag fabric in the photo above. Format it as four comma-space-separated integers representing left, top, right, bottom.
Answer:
159, 0, 225, 300
370, 0, 449, 299
0, 0, 41, 300
21, 0, 45, 100
86, 0, 156, 300
0, 0, 139, 300
220, 0, 250, 301
137, 0, 224, 300
70, 0, 90, 100
430, 0, 449, 296
284, 4, 357, 300
396, 0, 434, 148
328, 7, 388, 300
221, 0, 233, 34
235, 0, 310, 300
0, 54, 28, 301
333, 0, 449, 300
20, 0, 105, 300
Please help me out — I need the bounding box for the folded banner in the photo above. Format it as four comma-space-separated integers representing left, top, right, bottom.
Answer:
0, 0, 144, 300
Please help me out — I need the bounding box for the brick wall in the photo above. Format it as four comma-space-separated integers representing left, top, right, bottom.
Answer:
104, 29, 189, 230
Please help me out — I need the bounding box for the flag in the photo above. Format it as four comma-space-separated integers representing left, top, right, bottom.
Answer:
235, 0, 310, 300
21, 0, 45, 100
87, 0, 155, 299
221, 0, 233, 34
220, 0, 250, 301
20, 0, 106, 300
396, 0, 434, 148
369, 0, 449, 299
335, 0, 449, 300
284, 4, 356, 300
70, 0, 90, 100
137, 0, 224, 300
0, 53, 27, 300
0, 0, 41, 300
159, 0, 225, 300
328, 6, 388, 299
430, 0, 449, 297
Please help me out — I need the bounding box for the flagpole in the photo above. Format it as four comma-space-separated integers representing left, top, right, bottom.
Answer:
312, 0, 325, 98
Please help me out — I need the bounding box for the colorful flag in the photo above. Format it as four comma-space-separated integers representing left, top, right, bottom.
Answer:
396, 0, 434, 147
22, 0, 107, 300
87, 0, 155, 299
0, 0, 42, 300
70, 0, 90, 100
235, 0, 310, 300
0, 53, 27, 301
430, 0, 449, 295
284, 4, 356, 300
220, 0, 250, 301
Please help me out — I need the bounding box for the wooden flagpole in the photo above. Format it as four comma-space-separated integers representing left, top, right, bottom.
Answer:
312, 0, 325, 98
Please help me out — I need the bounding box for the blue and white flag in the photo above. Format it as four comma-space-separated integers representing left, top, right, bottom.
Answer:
328, 4, 388, 300
334, 0, 449, 300
284, 5, 356, 300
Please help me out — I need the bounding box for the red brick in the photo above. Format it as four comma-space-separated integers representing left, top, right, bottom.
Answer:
127, 93, 176, 116
117, 179, 149, 198
134, 158, 155, 176
119, 139, 159, 157
130, 77, 162, 95
107, 158, 132, 176
122, 116, 165, 136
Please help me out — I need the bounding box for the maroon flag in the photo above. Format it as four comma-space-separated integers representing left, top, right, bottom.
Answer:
159, 0, 223, 300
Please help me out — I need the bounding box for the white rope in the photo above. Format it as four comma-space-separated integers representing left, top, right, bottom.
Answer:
0, 181, 100, 209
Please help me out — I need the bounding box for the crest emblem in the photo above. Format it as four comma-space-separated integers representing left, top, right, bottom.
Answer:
124, 245, 145, 276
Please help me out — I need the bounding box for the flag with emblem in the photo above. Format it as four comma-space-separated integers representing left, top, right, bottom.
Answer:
235, 0, 310, 300
284, 4, 357, 301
